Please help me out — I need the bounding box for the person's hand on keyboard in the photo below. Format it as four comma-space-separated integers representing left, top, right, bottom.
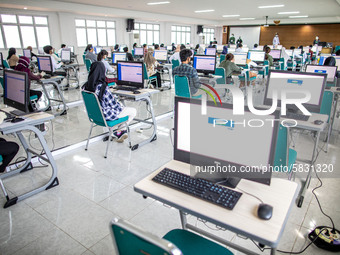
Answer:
40, 71, 46, 77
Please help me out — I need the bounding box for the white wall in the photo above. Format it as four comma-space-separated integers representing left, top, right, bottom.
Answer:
230, 26, 261, 49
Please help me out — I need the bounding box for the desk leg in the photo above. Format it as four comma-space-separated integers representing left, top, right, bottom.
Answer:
131, 96, 157, 151
48, 81, 67, 116
297, 131, 320, 208
40, 82, 52, 112
330, 94, 338, 137
3, 125, 59, 208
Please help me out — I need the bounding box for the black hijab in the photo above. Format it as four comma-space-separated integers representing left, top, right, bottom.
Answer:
83, 61, 107, 101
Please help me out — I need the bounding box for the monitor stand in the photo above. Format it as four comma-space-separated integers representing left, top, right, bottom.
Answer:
215, 177, 241, 189
10, 109, 27, 116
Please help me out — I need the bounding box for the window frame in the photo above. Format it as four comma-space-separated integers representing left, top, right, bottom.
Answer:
134, 22, 160, 45
171, 25, 191, 45
203, 28, 215, 45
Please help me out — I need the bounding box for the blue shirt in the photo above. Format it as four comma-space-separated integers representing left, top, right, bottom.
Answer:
172, 64, 201, 95
95, 84, 123, 121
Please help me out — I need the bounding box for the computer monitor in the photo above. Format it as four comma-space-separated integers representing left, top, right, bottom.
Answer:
61, 49, 71, 62
335, 57, 340, 69
153, 50, 168, 61
37, 55, 53, 74
293, 49, 302, 55
306, 64, 338, 83
216, 45, 224, 52
38, 47, 44, 54
303, 46, 310, 52
3, 69, 30, 115
23, 49, 32, 59
269, 49, 281, 60
257, 45, 264, 51
160, 47, 167, 51
318, 56, 327, 65
119, 45, 127, 52
312, 45, 322, 52
264, 70, 327, 114
112, 53, 127, 64
233, 52, 247, 66
117, 61, 144, 89
242, 47, 249, 53
193, 55, 216, 75
0, 52, 3, 69
229, 44, 236, 49
167, 45, 173, 51
285, 50, 293, 57
94, 46, 102, 54
276, 45, 283, 50
148, 45, 155, 50
228, 48, 236, 54
185, 45, 190, 49
247, 50, 265, 62
67, 46, 74, 53
205, 48, 216, 56
134, 47, 144, 56
174, 96, 279, 187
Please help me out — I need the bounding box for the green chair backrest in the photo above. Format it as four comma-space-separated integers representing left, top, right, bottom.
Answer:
220, 54, 226, 63
3, 60, 9, 69
172, 59, 180, 69
0, 77, 3, 89
81, 90, 107, 127
132, 49, 134, 57
320, 91, 333, 122
143, 63, 149, 80
174, 75, 191, 98
215, 67, 226, 84
264, 60, 269, 66
274, 125, 289, 168
82, 54, 86, 64
85, 59, 92, 73
335, 45, 340, 53
111, 219, 180, 255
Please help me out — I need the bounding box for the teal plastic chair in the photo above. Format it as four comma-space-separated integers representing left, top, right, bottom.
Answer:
131, 49, 134, 57
82, 54, 86, 64
3, 60, 10, 69
320, 90, 334, 152
174, 75, 201, 99
220, 54, 226, 63
335, 46, 340, 53
81, 90, 131, 158
215, 67, 226, 84
110, 218, 234, 255
143, 63, 158, 88
171, 59, 180, 69
274, 125, 297, 179
85, 58, 92, 73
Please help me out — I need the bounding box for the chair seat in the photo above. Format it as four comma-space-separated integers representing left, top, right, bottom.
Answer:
30, 95, 38, 100
106, 116, 129, 128
288, 149, 297, 172
163, 229, 233, 255
108, 82, 116, 87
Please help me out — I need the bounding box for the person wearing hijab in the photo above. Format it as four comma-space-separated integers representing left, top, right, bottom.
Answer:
7, 48, 19, 69
144, 48, 162, 88
14, 56, 43, 111
83, 62, 136, 142
221, 45, 228, 55
0, 137, 19, 173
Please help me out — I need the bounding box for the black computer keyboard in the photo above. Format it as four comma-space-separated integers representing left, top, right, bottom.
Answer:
115, 86, 137, 92
284, 112, 310, 121
152, 168, 242, 210
43, 74, 51, 79
198, 74, 213, 78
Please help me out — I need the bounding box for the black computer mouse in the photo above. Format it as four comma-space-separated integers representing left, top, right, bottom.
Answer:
133, 90, 141, 94
314, 120, 324, 125
257, 203, 273, 220
11, 117, 24, 123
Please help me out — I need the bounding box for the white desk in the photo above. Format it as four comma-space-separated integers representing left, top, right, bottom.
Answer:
198, 74, 222, 87
134, 160, 299, 255
111, 88, 159, 150
0, 110, 58, 208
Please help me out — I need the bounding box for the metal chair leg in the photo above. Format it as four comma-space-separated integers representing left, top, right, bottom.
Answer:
105, 128, 113, 158
85, 123, 94, 150
125, 122, 132, 149
326, 122, 331, 153
0, 178, 9, 201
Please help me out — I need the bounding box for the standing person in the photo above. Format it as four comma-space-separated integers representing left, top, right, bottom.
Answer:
85, 44, 97, 63
14, 56, 43, 111
124, 47, 134, 61
83, 61, 136, 143
313, 35, 320, 46
144, 48, 162, 88
7, 48, 19, 69
0, 137, 19, 173
236, 36, 243, 45
229, 34, 235, 45
273, 33, 280, 48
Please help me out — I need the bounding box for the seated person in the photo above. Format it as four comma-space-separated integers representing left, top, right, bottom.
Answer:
83, 62, 136, 143
144, 48, 162, 88
219, 53, 242, 77
114, 44, 120, 52
0, 137, 19, 173
172, 49, 203, 97
14, 56, 43, 112
97, 50, 117, 84
221, 45, 228, 55
7, 48, 19, 69
264, 46, 274, 67
57, 44, 66, 56
324, 56, 340, 78
170, 44, 185, 63
43, 45, 66, 76
124, 47, 134, 61
235, 43, 244, 52
85, 44, 97, 63
195, 44, 205, 55
154, 44, 160, 50
27, 46, 37, 58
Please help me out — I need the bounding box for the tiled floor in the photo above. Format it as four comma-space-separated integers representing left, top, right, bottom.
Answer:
1, 67, 340, 254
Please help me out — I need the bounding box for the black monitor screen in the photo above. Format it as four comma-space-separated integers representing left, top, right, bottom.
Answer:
4, 70, 29, 113
0, 52, 3, 69
37, 56, 53, 74
174, 97, 279, 187
117, 61, 144, 88
193, 55, 216, 74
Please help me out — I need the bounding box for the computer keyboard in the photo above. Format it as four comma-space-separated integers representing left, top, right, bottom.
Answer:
43, 74, 51, 79
152, 168, 242, 210
198, 74, 213, 78
115, 86, 137, 92
284, 112, 309, 121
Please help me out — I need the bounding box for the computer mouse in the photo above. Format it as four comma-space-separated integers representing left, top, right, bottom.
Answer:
133, 90, 141, 94
314, 120, 324, 125
257, 203, 273, 220
11, 117, 24, 123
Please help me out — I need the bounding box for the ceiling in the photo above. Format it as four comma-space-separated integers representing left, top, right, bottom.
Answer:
54, 0, 340, 22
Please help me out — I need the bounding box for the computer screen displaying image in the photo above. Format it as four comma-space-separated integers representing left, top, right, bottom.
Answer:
193, 55, 216, 75
247, 51, 266, 62
306, 64, 338, 83
61, 49, 71, 62
134, 47, 144, 56
112, 53, 127, 64
94, 47, 102, 54
293, 49, 302, 55
23, 49, 32, 59
228, 48, 236, 54
205, 48, 216, 56
67, 46, 74, 53
269, 49, 281, 60
37, 56, 53, 74
216, 45, 224, 52
117, 61, 144, 88
233, 53, 247, 66
153, 50, 168, 61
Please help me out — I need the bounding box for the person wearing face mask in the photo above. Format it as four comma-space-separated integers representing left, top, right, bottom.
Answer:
313, 36, 320, 46
229, 34, 235, 45
273, 33, 280, 48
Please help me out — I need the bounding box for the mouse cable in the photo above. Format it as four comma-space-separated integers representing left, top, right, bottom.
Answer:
235, 186, 264, 204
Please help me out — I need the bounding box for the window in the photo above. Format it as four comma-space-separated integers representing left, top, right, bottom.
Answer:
75, 19, 116, 47
171, 25, 191, 45
203, 28, 215, 45
134, 23, 160, 45
0, 14, 51, 49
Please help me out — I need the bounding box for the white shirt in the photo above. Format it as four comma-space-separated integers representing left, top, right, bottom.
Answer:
273, 36, 280, 46
45, 53, 61, 72
101, 59, 115, 73
169, 52, 181, 62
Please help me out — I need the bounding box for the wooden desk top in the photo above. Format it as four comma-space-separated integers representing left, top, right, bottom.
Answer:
134, 160, 299, 247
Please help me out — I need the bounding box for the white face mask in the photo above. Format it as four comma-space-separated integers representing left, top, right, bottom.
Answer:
316, 37, 319, 40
